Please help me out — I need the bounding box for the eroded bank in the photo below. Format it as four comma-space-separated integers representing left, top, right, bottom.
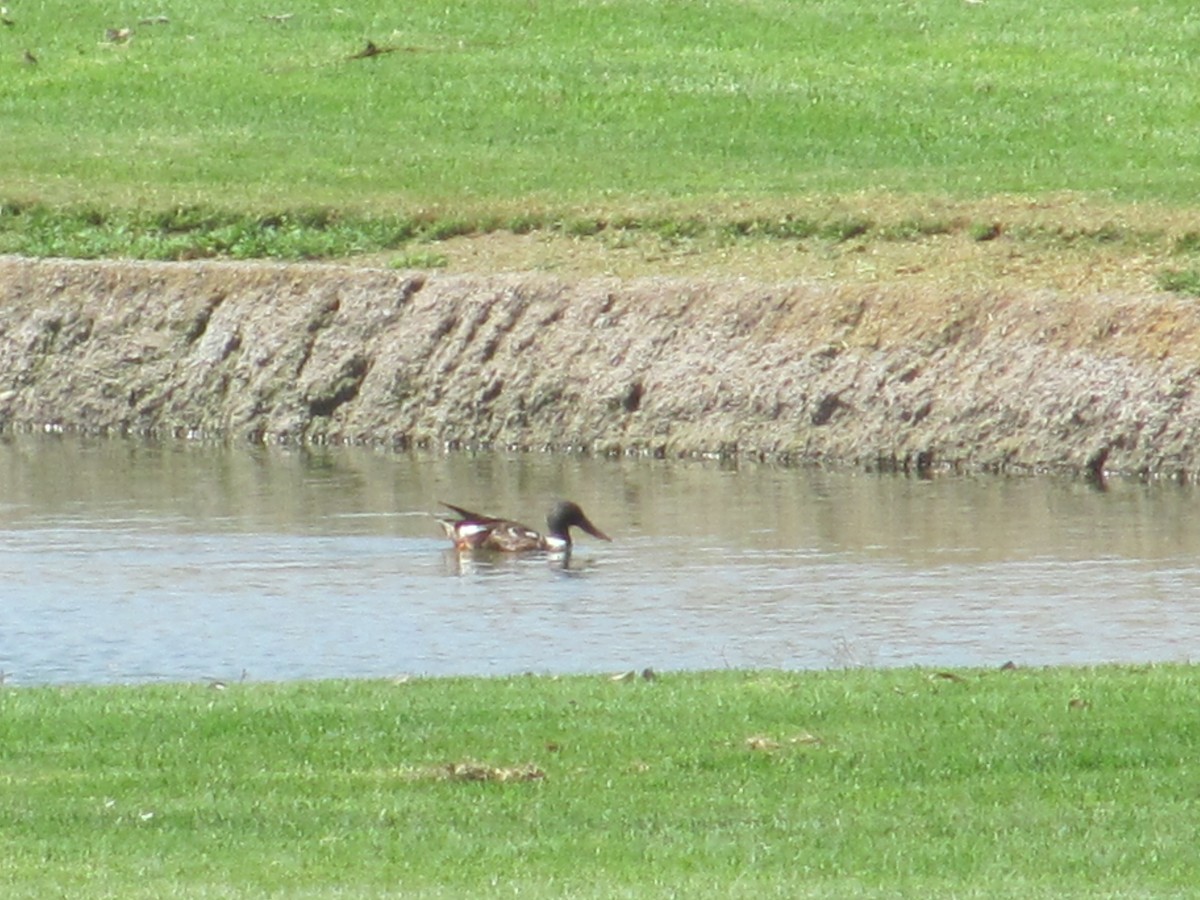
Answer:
2, 255, 1199, 477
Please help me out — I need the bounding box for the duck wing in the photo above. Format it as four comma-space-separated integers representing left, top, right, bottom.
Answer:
439, 517, 544, 551
437, 501, 545, 551
439, 501, 502, 524
480, 521, 545, 552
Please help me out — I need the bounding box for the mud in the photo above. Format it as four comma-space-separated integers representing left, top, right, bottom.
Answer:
2, 254, 1199, 478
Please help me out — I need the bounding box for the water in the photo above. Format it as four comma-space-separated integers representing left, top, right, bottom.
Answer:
1, 434, 1197, 685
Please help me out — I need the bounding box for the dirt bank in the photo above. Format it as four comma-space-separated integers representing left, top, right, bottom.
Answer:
2, 254, 1199, 478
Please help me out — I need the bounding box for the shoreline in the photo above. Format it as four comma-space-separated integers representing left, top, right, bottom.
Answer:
3, 255, 1198, 479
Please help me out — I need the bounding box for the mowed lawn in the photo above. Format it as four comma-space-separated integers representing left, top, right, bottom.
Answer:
4, 0, 1200, 213
1, 667, 1198, 898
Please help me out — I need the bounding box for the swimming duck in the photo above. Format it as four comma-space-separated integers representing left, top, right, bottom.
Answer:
436, 500, 611, 553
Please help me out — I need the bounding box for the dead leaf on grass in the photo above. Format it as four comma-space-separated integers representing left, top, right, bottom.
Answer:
1068, 697, 1091, 711
930, 671, 967, 684
442, 761, 545, 782
745, 731, 823, 751
789, 731, 823, 746
745, 735, 780, 751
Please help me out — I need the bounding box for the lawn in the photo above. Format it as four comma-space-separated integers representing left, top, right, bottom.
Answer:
1, 667, 1197, 898
3, 0, 1200, 263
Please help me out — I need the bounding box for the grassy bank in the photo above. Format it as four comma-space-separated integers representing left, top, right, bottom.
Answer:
4, 1, 1200, 288
2, 667, 1197, 898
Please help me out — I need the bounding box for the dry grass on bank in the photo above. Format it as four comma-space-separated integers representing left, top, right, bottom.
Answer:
341, 194, 1199, 297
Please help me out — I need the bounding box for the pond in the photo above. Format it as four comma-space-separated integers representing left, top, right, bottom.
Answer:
1, 434, 1197, 684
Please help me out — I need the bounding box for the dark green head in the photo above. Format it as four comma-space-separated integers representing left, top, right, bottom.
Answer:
546, 500, 611, 544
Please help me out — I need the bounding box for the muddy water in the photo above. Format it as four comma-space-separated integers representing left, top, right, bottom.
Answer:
1, 435, 1197, 685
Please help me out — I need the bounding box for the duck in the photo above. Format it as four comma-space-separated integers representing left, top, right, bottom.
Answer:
436, 500, 611, 553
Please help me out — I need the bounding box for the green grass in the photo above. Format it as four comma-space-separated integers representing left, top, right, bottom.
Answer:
5, 1, 1200, 212
1156, 269, 1200, 296
4, 0, 1200, 277
2, 666, 1198, 898
0, 196, 1189, 266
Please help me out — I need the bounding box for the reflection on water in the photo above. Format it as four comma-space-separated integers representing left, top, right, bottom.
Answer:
1, 433, 1198, 684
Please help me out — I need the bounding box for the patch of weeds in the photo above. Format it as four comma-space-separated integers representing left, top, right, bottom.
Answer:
598, 228, 640, 251
255, 213, 288, 230
384, 218, 420, 246
418, 217, 476, 242
1029, 223, 1145, 248
505, 213, 547, 235
562, 217, 605, 237
722, 219, 759, 238
79, 207, 108, 228
290, 207, 340, 230
1156, 269, 1200, 296
1172, 231, 1200, 255
819, 217, 871, 242
473, 213, 506, 235
1, 202, 448, 261
651, 217, 706, 241
608, 214, 642, 231
390, 250, 449, 269
970, 221, 1003, 242
149, 205, 224, 234
879, 218, 953, 241
0, 198, 37, 218
723, 216, 819, 240
775, 217, 821, 239
1049, 223, 1128, 245
1085, 223, 1126, 244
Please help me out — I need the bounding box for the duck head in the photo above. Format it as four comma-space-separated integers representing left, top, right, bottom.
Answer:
546, 500, 611, 545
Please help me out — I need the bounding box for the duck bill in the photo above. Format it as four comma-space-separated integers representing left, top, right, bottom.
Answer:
580, 516, 611, 542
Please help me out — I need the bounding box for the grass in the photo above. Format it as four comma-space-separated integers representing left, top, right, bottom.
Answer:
5, 0, 1199, 205
2, 666, 1198, 898
3, 0, 1200, 269
1156, 269, 1200, 296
